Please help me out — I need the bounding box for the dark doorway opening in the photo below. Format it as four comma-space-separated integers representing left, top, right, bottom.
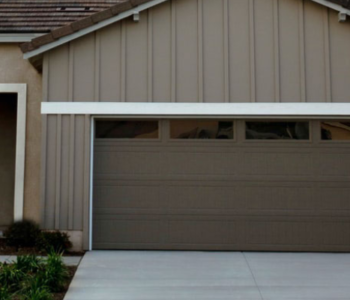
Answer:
0, 93, 17, 230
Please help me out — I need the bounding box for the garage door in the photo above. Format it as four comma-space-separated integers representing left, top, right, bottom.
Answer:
93, 119, 350, 251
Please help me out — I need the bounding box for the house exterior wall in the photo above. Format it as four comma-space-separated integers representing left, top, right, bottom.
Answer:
0, 44, 42, 225
41, 0, 350, 249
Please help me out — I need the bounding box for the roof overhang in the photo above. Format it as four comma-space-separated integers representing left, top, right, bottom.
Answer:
310, 0, 350, 21
0, 33, 44, 43
23, 0, 168, 60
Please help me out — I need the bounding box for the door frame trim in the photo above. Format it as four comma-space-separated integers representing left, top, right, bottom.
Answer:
0, 84, 27, 222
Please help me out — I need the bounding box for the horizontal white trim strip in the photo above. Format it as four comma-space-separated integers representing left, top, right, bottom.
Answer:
23, 0, 168, 59
42, 102, 350, 118
0, 33, 44, 43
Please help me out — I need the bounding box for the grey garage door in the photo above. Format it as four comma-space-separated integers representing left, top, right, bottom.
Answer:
93, 119, 350, 251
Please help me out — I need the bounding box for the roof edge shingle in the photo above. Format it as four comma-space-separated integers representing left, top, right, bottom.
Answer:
20, 0, 153, 53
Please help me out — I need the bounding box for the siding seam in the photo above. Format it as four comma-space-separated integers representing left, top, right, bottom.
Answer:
148, 9, 153, 102
223, 0, 230, 103
249, 0, 256, 102
68, 115, 75, 230
171, 0, 176, 102
323, 8, 332, 103
68, 43, 74, 102
197, 0, 203, 102
94, 31, 101, 102
121, 21, 126, 102
55, 115, 62, 229
299, 0, 307, 102
273, 0, 280, 102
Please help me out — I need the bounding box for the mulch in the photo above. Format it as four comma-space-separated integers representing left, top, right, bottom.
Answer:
0, 239, 85, 257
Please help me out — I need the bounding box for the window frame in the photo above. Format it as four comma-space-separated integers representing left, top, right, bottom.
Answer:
94, 118, 162, 141
168, 119, 236, 143
244, 119, 312, 143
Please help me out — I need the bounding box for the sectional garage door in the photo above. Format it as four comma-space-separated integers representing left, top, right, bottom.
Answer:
93, 119, 350, 251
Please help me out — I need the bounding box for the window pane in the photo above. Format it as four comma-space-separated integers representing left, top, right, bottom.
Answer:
95, 120, 159, 139
170, 120, 233, 139
321, 122, 350, 140
246, 122, 309, 140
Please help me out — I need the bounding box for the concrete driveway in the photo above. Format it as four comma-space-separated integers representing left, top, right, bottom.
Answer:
64, 251, 350, 300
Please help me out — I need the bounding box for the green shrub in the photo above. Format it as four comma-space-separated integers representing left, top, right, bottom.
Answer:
5, 220, 41, 249
0, 286, 13, 300
37, 231, 72, 253
15, 255, 43, 274
20, 276, 52, 300
39, 250, 68, 293
0, 262, 26, 291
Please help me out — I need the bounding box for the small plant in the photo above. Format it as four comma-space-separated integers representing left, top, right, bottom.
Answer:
15, 255, 43, 274
0, 262, 26, 291
0, 286, 13, 300
39, 250, 68, 293
37, 231, 72, 253
20, 276, 52, 300
5, 220, 41, 249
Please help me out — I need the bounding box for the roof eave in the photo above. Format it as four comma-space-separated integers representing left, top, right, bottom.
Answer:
311, 0, 350, 20
23, 0, 169, 60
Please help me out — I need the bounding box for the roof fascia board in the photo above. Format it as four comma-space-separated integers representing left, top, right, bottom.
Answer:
310, 0, 350, 16
23, 0, 168, 59
0, 33, 44, 43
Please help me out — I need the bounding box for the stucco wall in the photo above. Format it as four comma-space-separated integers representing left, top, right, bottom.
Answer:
0, 44, 42, 224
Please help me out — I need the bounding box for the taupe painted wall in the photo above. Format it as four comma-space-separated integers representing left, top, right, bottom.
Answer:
0, 44, 42, 224
41, 0, 350, 249
0, 94, 17, 227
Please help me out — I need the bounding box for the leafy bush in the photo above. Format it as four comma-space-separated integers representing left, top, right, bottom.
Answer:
39, 250, 68, 293
5, 220, 41, 249
37, 231, 72, 253
15, 255, 43, 274
20, 276, 52, 300
0, 286, 13, 300
0, 262, 26, 291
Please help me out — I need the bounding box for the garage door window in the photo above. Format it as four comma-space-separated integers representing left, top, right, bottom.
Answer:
246, 121, 310, 140
95, 120, 159, 139
321, 122, 350, 140
170, 120, 233, 139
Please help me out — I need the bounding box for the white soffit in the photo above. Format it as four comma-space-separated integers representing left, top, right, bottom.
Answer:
23, 0, 169, 59
42, 102, 350, 118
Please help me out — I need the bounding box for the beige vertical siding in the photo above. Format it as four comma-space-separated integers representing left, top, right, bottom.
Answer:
41, 0, 350, 248
45, 0, 350, 103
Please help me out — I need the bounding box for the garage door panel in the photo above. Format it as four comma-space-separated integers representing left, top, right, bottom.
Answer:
314, 153, 350, 176
162, 152, 237, 175
242, 152, 313, 176
93, 119, 350, 251
94, 151, 162, 175
244, 186, 314, 210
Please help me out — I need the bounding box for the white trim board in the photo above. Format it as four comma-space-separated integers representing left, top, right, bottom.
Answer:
23, 0, 169, 59
0, 33, 44, 43
310, 0, 350, 17
0, 84, 27, 221
42, 102, 350, 118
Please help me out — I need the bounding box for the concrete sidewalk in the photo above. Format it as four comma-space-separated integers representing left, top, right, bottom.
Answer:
0, 255, 82, 266
64, 251, 350, 300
